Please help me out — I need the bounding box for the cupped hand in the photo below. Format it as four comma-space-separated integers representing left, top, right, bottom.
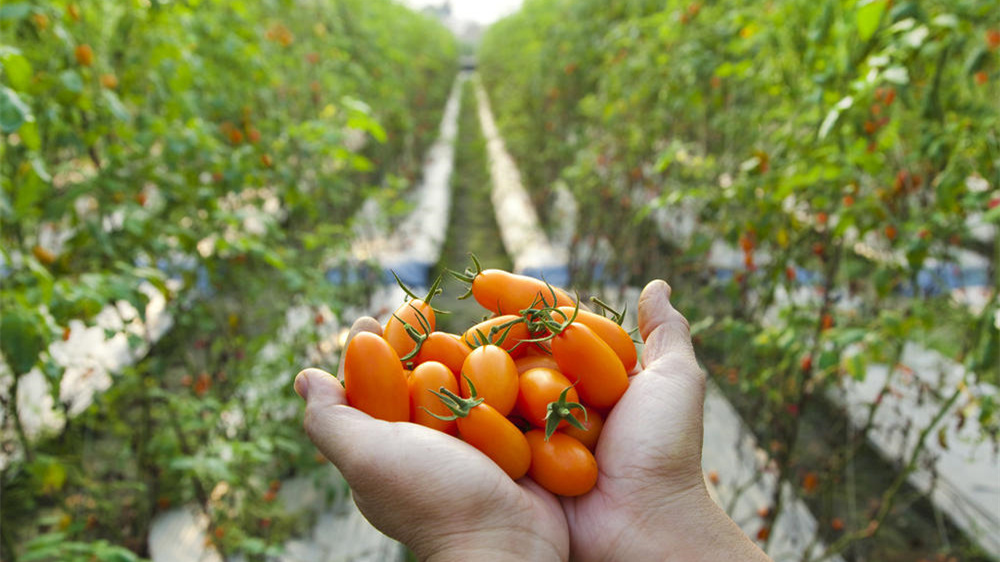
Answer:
560, 280, 770, 561
294, 318, 568, 562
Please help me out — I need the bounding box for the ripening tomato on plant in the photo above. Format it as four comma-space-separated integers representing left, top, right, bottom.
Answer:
431, 381, 531, 480
408, 361, 458, 434
343, 332, 409, 422
460, 344, 519, 416
451, 254, 575, 315
524, 430, 598, 496
75, 44, 94, 66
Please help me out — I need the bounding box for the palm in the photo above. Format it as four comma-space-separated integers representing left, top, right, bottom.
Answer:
338, 415, 569, 557
561, 297, 709, 560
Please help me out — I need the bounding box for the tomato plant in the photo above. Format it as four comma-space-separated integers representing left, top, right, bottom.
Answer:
0, 0, 457, 557
480, 0, 998, 557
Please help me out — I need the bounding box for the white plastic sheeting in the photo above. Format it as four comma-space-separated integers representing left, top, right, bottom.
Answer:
832, 344, 1000, 555
377, 73, 467, 282
474, 77, 568, 277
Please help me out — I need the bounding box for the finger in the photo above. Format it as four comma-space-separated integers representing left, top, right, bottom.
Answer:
296, 366, 380, 468
636, 279, 697, 369
336, 316, 383, 380
295, 367, 346, 408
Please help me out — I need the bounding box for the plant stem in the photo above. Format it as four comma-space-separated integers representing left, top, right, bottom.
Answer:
10, 375, 35, 465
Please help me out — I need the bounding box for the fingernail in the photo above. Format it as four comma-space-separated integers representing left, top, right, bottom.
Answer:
294, 371, 309, 400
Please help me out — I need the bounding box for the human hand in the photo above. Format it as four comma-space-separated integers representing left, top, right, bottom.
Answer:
295, 280, 769, 562
560, 280, 770, 561
294, 318, 568, 562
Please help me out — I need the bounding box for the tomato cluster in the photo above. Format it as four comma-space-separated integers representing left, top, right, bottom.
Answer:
341, 260, 637, 497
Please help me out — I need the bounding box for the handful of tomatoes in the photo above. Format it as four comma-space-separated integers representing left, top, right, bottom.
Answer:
341, 258, 638, 497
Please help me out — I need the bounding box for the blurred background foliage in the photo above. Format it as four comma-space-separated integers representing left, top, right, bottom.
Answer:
480, 0, 998, 559
1, 0, 456, 559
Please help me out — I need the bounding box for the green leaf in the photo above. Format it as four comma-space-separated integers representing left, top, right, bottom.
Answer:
0, 3, 32, 21
846, 353, 867, 381
857, 0, 888, 42
1, 307, 47, 375
58, 69, 84, 94
0, 47, 33, 90
964, 47, 987, 76
817, 348, 839, 371
818, 95, 853, 140
102, 90, 132, 122
0, 86, 31, 133
19, 119, 40, 150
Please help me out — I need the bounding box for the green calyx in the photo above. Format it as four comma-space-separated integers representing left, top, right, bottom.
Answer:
447, 253, 484, 300
589, 296, 627, 326
466, 316, 527, 350
519, 294, 582, 347
395, 304, 434, 362
426, 375, 484, 421
543, 386, 588, 440
392, 271, 448, 314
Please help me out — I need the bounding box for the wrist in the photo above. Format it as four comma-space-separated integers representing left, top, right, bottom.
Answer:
603, 482, 769, 562
418, 528, 566, 562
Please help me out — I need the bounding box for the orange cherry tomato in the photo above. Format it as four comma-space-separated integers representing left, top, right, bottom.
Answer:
462, 314, 532, 357
412, 331, 470, 375
525, 430, 598, 497
408, 361, 458, 435
343, 332, 409, 422
551, 323, 628, 410
514, 353, 560, 374
434, 385, 531, 480
383, 299, 435, 360
460, 402, 531, 480
460, 345, 519, 416
561, 407, 604, 451
471, 269, 576, 315
516, 367, 578, 429
555, 306, 637, 371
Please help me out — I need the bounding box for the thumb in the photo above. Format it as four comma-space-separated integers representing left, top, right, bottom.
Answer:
295, 367, 346, 409
295, 368, 366, 465
637, 279, 698, 370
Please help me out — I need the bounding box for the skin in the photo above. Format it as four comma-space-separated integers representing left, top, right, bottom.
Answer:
295, 280, 771, 562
